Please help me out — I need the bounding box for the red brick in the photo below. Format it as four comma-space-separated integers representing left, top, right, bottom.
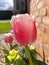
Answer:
42, 17, 49, 26
30, 3, 37, 15
46, 27, 49, 36
30, 0, 36, 3
36, 0, 39, 4
37, 1, 43, 9
37, 29, 49, 44
43, 0, 49, 6
44, 43, 49, 62
35, 38, 49, 62
38, 24, 45, 32
39, 8, 46, 16
47, 6, 49, 16
35, 39, 43, 60
36, 17, 42, 23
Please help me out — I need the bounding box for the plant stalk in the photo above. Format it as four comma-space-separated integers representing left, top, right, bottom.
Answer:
25, 45, 33, 65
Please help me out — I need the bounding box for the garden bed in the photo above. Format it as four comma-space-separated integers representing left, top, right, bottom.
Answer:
0, 33, 48, 65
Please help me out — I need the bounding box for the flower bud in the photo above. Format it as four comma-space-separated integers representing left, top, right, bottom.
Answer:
4, 33, 13, 43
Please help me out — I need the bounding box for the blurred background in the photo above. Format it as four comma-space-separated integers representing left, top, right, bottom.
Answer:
0, 0, 27, 19
0, 0, 27, 33
0, 0, 13, 10
0, 0, 13, 19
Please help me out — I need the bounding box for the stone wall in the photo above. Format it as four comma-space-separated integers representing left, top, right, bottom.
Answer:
29, 0, 49, 63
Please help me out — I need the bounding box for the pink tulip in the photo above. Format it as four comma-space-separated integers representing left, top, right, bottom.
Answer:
11, 14, 37, 45
4, 33, 13, 43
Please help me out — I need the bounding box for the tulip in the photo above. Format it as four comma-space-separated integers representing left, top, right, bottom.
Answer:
4, 33, 13, 43
11, 14, 37, 65
11, 14, 37, 46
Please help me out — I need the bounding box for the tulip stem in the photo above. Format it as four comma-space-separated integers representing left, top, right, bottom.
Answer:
25, 45, 33, 65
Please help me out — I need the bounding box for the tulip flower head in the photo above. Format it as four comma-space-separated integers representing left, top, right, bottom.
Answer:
11, 14, 37, 46
4, 33, 13, 43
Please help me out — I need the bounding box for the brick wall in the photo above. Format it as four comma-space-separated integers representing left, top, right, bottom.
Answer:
28, 0, 49, 63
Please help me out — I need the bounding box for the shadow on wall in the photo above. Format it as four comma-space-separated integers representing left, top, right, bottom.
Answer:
0, 10, 13, 20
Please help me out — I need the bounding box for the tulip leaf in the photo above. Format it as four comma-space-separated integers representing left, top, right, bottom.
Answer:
30, 50, 38, 65
37, 60, 47, 65
30, 50, 37, 59
15, 59, 27, 65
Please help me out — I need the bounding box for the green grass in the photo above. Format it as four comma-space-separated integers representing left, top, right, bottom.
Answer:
0, 20, 11, 33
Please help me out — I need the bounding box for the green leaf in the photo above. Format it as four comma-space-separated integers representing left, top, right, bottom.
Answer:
30, 50, 37, 59
21, 49, 27, 57
10, 44, 15, 50
37, 60, 47, 65
15, 59, 27, 65
3, 49, 9, 55
30, 50, 38, 65
5, 56, 10, 65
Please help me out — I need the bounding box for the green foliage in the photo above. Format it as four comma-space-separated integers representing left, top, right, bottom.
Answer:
2, 43, 47, 65
5, 56, 10, 65
4, 49, 27, 65
15, 59, 27, 65
30, 50, 37, 59
30, 49, 38, 65
37, 60, 47, 65
10, 44, 15, 50
21, 48, 27, 57
2, 49, 9, 55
